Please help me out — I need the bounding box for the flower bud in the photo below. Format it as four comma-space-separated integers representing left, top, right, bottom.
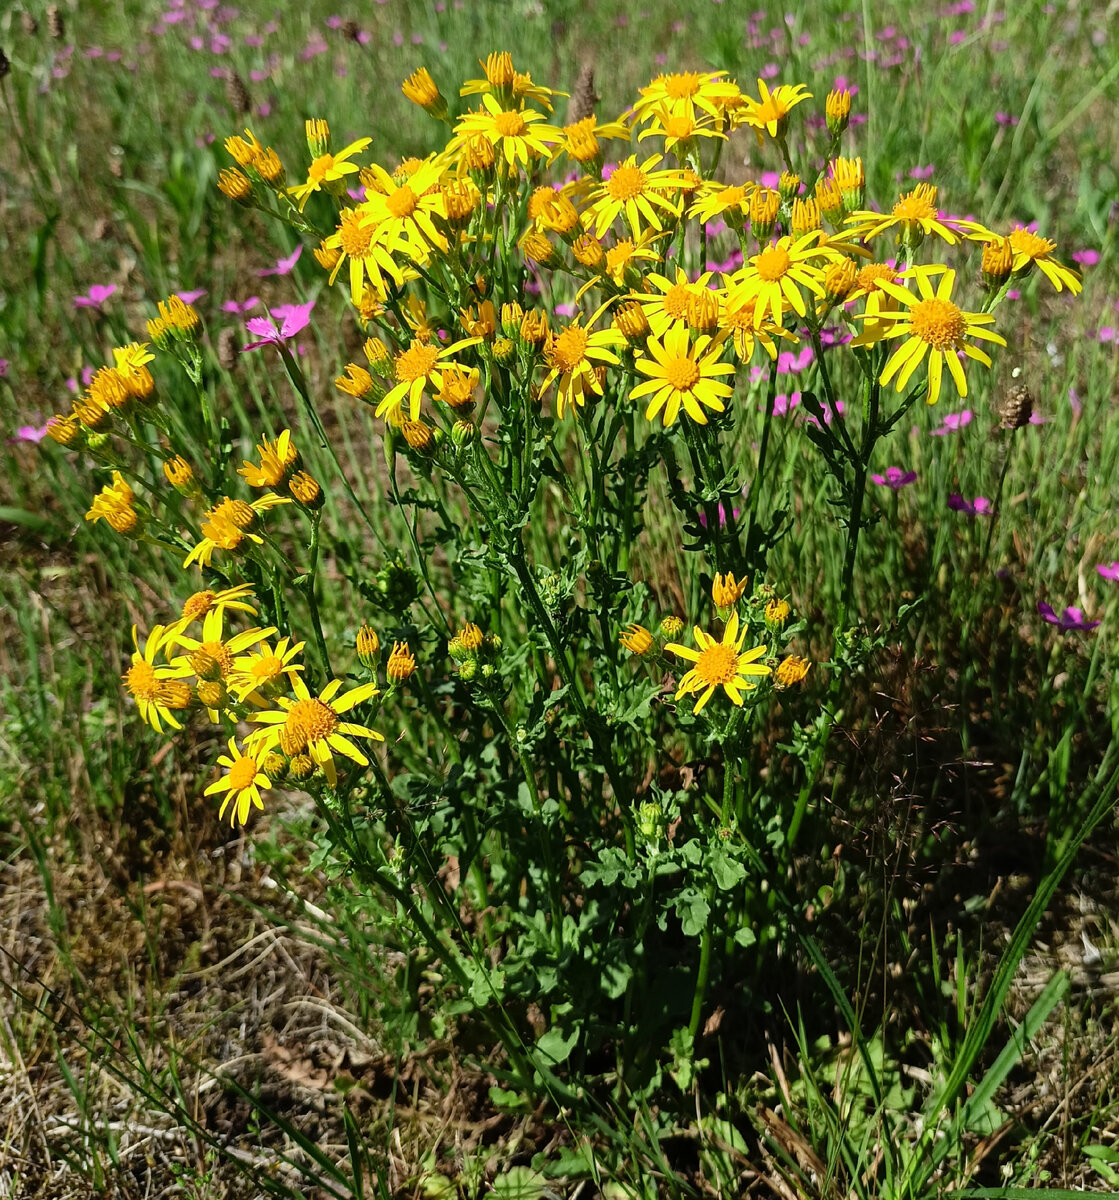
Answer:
356, 624, 381, 668
826, 89, 852, 137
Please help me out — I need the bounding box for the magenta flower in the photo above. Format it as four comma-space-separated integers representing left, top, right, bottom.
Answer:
0, 359, 8, 378
1096, 563, 1119, 582
221, 296, 260, 314
176, 288, 208, 304
1071, 249, 1099, 267
698, 502, 742, 529
73, 283, 117, 310
242, 301, 315, 351
1038, 602, 1100, 632
257, 246, 302, 277
9, 422, 52, 444
1098, 326, 1116, 345
871, 467, 917, 490
930, 409, 973, 436
947, 493, 992, 516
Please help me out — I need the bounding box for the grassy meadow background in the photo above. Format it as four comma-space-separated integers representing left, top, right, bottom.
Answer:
1, 0, 1118, 1196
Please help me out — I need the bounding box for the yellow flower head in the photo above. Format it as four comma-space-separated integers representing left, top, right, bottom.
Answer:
288, 135, 372, 212
86, 471, 139, 535
402, 67, 447, 119
238, 429, 299, 491
775, 655, 811, 688
743, 79, 812, 140
1006, 225, 1082, 294
387, 640, 417, 683
123, 624, 193, 733
452, 95, 561, 174
206, 737, 273, 826
712, 572, 748, 610
630, 325, 735, 427
539, 307, 626, 419
665, 612, 771, 714
844, 183, 991, 249
620, 623, 654, 656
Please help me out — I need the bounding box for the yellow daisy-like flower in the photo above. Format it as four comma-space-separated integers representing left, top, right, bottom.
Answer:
844, 183, 992, 248
633, 71, 742, 124
247, 676, 384, 788
592, 232, 667, 292
539, 307, 627, 419
229, 636, 306, 703
851, 266, 1006, 405
636, 106, 727, 153
620, 623, 654, 655
742, 79, 812, 140
86, 471, 140, 535
238, 429, 299, 491
206, 737, 273, 826
375, 335, 482, 423
172, 584, 258, 634
728, 232, 837, 329
687, 181, 755, 227
122, 624, 193, 734
288, 136, 372, 212
1004, 225, 1082, 294
665, 612, 771, 714
581, 153, 689, 241
630, 325, 735, 427
168, 609, 276, 718
460, 53, 563, 111
718, 294, 794, 364
627, 267, 715, 339
322, 204, 411, 306
183, 493, 291, 569
559, 115, 632, 168
452, 94, 561, 172
359, 157, 450, 262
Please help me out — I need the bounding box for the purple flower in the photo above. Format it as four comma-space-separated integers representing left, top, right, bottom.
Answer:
176, 288, 208, 304
9, 422, 52, 444
242, 300, 315, 351
1038, 602, 1100, 632
1071, 249, 1099, 267
994, 111, 1018, 126
698, 502, 742, 529
930, 409, 973, 436
0, 359, 8, 378
1100, 326, 1117, 344
73, 283, 117, 310
221, 296, 260, 314
1097, 563, 1119, 582
871, 466, 917, 489
947, 493, 992, 516
257, 246, 302, 277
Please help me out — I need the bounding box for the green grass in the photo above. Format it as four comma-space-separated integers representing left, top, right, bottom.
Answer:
2, 0, 1118, 1196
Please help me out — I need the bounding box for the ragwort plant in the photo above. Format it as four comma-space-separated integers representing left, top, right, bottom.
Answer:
41, 54, 1086, 1108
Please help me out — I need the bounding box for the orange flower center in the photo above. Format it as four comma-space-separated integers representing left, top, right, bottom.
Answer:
281, 697, 338, 755
1008, 227, 1055, 260
339, 210, 374, 257
855, 263, 897, 291
663, 115, 695, 140
909, 297, 966, 350
226, 756, 259, 790
395, 341, 440, 383
695, 643, 739, 685
892, 186, 937, 222
125, 661, 159, 701
664, 355, 700, 391
386, 185, 417, 218
663, 72, 702, 99
551, 326, 589, 372
663, 284, 692, 319
608, 165, 648, 201
755, 245, 791, 281
605, 240, 637, 274
191, 640, 234, 680
720, 184, 749, 208
308, 153, 335, 183
181, 591, 217, 623
493, 109, 526, 137
250, 655, 284, 682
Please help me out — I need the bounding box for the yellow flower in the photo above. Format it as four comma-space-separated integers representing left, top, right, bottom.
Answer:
560, 115, 631, 168
844, 183, 991, 248
238, 429, 299, 490
539, 308, 627, 419
665, 612, 771, 714
775, 655, 811, 687
86, 471, 140, 535
168, 610, 277, 720
288, 135, 372, 211
356, 624, 381, 668
172, 584, 258, 633
627, 267, 714, 339
630, 325, 735, 427
122, 624, 193, 733
229, 636, 306, 703
460, 53, 563, 110
765, 598, 790, 628
375, 335, 482, 423
851, 266, 1006, 405
633, 71, 742, 124
687, 181, 755, 228
718, 294, 793, 365
183, 493, 291, 569
387, 641, 417, 683
620, 623, 654, 655
742, 79, 812, 140
248, 676, 384, 788
727, 233, 837, 329
581, 153, 688, 241
321, 203, 410, 305
1005, 225, 1082, 294
359, 157, 451, 263
636, 106, 726, 153
712, 572, 748, 609
452, 94, 561, 172
401, 67, 447, 119
206, 737, 273, 826
825, 89, 852, 135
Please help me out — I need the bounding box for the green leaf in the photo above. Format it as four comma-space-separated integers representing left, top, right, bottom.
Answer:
710, 849, 746, 891
491, 1167, 548, 1200
535, 1026, 579, 1067
676, 890, 710, 937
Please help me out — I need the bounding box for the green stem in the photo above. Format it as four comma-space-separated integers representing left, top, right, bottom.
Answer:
743, 358, 780, 586
304, 515, 333, 680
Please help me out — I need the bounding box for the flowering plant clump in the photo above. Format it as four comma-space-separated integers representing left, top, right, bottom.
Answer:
44, 53, 1084, 1103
